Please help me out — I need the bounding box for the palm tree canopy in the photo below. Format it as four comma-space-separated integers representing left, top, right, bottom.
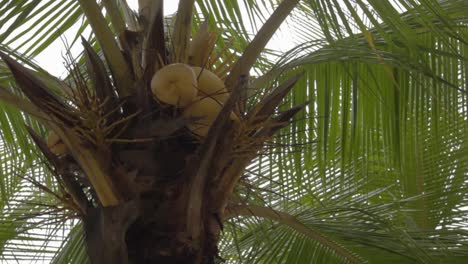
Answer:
0, 0, 467, 263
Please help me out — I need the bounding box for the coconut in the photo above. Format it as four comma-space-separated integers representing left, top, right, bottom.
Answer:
151, 63, 198, 107
192, 67, 229, 103
183, 97, 237, 137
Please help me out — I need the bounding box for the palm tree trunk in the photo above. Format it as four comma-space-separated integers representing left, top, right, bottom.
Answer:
83, 179, 221, 264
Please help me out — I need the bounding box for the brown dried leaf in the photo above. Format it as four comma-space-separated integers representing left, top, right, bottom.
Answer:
172, 0, 196, 63
82, 37, 117, 111
258, 103, 308, 137
0, 51, 74, 124
247, 72, 304, 122
143, 0, 166, 73
189, 21, 213, 67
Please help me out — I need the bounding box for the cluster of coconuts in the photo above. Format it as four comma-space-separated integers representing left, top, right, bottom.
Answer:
45, 63, 233, 155
151, 63, 236, 137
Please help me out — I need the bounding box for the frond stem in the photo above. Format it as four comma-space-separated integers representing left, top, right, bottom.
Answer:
225, 0, 300, 89
77, 0, 132, 97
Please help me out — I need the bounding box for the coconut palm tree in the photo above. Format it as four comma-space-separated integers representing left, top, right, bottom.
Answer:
0, 0, 467, 263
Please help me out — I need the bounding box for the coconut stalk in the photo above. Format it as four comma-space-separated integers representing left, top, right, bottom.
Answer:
0, 0, 305, 263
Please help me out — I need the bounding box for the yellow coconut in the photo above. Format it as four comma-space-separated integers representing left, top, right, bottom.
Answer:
183, 97, 237, 137
151, 63, 198, 107
192, 67, 229, 103
46, 131, 68, 155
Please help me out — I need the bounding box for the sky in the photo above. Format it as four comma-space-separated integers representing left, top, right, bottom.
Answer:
127, 0, 180, 14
